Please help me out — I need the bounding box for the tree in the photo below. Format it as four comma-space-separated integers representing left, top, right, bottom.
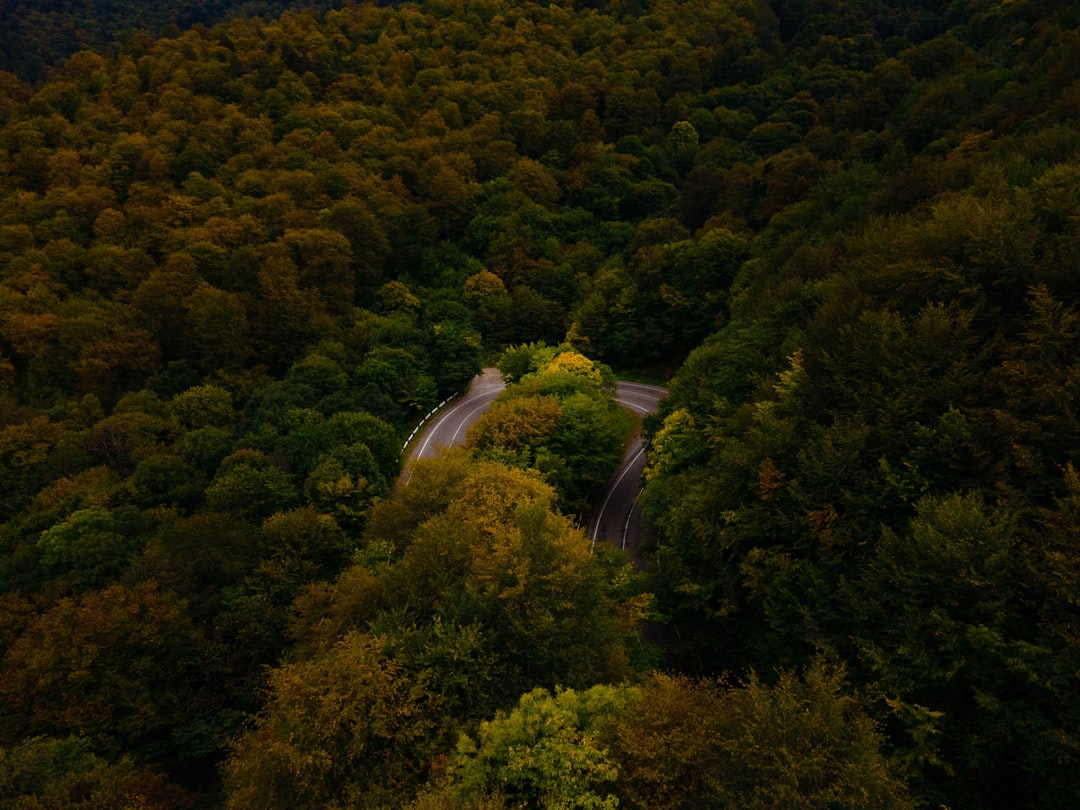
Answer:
37, 505, 142, 591
375, 457, 648, 707
83, 409, 164, 473
205, 449, 299, 518
59, 303, 161, 401
129, 512, 261, 622
281, 353, 350, 417
277, 228, 355, 314
252, 255, 327, 373
376, 279, 422, 318
463, 269, 513, 348
0, 415, 67, 519
467, 394, 562, 459
429, 320, 483, 396
323, 198, 391, 291
354, 346, 438, 427
469, 348, 631, 507
849, 493, 1054, 808
604, 664, 913, 810
414, 685, 628, 810
303, 445, 386, 532
256, 506, 352, 595
326, 410, 400, 482
183, 282, 252, 373
0, 735, 193, 810
570, 264, 640, 364
130, 263, 198, 362
223, 632, 442, 810
0, 581, 216, 768
546, 391, 633, 507
169, 383, 236, 429
294, 447, 651, 736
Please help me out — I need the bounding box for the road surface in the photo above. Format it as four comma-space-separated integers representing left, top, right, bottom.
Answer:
402, 368, 505, 482
402, 371, 667, 552
583, 381, 667, 551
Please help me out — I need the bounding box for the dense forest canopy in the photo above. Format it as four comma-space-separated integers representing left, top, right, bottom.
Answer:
1, 0, 1079, 807
0, 0, 346, 83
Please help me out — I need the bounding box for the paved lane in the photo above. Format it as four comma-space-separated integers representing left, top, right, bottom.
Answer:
402, 372, 667, 553
585, 381, 667, 551
402, 368, 505, 482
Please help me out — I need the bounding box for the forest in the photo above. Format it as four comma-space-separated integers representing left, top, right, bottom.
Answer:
1, 0, 1079, 807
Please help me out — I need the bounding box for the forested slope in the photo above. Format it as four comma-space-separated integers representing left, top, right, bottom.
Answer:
0, 0, 343, 83
0, 0, 1078, 807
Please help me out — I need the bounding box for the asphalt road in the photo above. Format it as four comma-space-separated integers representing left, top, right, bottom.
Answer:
584, 381, 668, 551
402, 371, 668, 553
402, 368, 505, 482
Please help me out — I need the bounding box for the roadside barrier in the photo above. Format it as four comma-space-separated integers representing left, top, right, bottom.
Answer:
400, 394, 458, 457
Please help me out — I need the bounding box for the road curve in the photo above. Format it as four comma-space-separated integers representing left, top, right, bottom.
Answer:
584, 381, 667, 551
402, 368, 505, 483
402, 372, 667, 552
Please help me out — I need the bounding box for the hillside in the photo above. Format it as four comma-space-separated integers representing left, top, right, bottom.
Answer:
1, 1, 1079, 807
0, 0, 344, 83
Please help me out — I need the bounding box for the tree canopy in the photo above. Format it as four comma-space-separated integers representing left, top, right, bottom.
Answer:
1, 0, 1079, 806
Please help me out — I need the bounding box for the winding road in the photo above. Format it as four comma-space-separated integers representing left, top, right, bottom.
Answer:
403, 370, 667, 551
584, 381, 667, 552
402, 368, 505, 483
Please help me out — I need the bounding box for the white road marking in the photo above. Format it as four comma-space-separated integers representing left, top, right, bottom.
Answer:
450, 398, 499, 444
615, 397, 650, 413
622, 488, 643, 550
405, 378, 665, 539
404, 387, 503, 484
590, 443, 645, 552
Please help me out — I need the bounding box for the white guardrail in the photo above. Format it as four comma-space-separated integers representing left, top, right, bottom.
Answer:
400, 394, 458, 457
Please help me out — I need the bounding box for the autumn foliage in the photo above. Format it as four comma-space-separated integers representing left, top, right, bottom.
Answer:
1, 0, 1079, 807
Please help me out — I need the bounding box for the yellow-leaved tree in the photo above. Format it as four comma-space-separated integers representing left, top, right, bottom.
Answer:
228, 450, 653, 808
